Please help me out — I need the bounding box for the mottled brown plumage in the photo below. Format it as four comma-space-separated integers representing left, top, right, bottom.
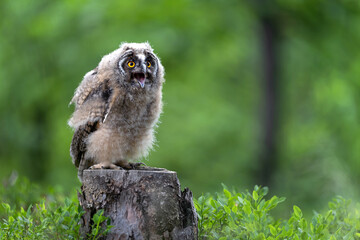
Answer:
68, 42, 165, 181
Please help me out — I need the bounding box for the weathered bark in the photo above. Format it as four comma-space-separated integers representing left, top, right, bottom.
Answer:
78, 168, 198, 240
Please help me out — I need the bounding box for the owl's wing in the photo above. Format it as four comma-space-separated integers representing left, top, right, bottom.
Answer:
68, 68, 113, 128
68, 68, 113, 170
70, 121, 99, 168
70, 67, 100, 107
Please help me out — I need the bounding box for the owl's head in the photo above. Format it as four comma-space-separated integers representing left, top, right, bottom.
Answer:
99, 42, 164, 90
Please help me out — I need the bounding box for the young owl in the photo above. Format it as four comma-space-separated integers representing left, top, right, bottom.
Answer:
68, 42, 165, 181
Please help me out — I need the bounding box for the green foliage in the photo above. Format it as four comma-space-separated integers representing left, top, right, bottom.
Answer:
89, 209, 113, 240
2, 177, 360, 239
195, 186, 360, 239
0, 173, 44, 212
0, 199, 82, 239
0, 177, 112, 240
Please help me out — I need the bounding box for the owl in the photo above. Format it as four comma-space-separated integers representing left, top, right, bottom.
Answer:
68, 42, 165, 181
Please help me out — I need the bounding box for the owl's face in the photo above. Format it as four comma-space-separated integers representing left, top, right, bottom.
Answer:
117, 47, 159, 89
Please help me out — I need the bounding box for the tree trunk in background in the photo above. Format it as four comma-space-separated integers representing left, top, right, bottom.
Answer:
78, 168, 198, 240
26, 107, 48, 182
258, 16, 280, 187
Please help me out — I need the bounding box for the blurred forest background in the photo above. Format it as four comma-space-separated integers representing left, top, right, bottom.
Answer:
1, 0, 360, 215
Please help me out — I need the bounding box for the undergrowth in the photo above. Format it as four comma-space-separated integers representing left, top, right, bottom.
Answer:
1, 175, 360, 239
0, 174, 112, 240
195, 185, 360, 239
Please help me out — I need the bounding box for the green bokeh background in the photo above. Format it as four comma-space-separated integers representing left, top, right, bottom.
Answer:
1, 0, 360, 216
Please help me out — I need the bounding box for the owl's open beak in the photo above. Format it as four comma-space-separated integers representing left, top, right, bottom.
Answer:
134, 73, 146, 88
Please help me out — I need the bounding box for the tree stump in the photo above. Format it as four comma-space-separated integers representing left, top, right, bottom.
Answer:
78, 168, 198, 240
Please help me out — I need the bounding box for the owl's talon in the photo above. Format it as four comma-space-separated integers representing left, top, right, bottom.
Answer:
89, 164, 102, 169
89, 165, 96, 169
89, 163, 123, 170
130, 162, 146, 169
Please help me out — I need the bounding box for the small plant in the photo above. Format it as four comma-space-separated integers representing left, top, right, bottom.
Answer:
89, 209, 113, 240
0, 198, 81, 239
195, 185, 360, 239
0, 176, 112, 240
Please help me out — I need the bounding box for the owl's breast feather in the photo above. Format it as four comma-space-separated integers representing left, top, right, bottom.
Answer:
105, 93, 161, 131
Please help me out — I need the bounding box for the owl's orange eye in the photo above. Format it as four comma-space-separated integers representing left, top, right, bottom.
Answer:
147, 61, 151, 68
128, 61, 135, 68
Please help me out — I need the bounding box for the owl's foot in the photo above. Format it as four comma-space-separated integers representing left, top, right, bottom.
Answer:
89, 163, 122, 170
115, 160, 146, 170
129, 162, 146, 169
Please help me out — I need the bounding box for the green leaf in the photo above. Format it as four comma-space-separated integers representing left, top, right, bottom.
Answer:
286, 228, 293, 237
310, 223, 314, 233
299, 218, 307, 229
224, 189, 232, 199
300, 232, 308, 240
258, 199, 265, 210
237, 196, 244, 205
260, 187, 269, 197
315, 224, 323, 234
293, 205, 303, 219
253, 191, 259, 201
210, 199, 217, 208
231, 205, 238, 213
2, 203, 11, 213
269, 224, 277, 236
243, 205, 252, 215
224, 205, 231, 215
257, 233, 266, 240
328, 202, 336, 210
